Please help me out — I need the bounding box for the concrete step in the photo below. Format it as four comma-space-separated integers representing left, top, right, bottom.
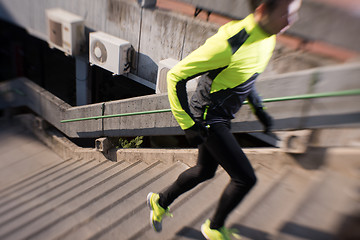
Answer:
0, 158, 74, 199
1, 160, 187, 240
128, 169, 231, 240
0, 119, 65, 188
276, 170, 360, 240
0, 159, 132, 237
171, 165, 292, 240
1, 117, 359, 240
0, 158, 100, 218
0, 160, 149, 239
166, 166, 318, 240
0, 132, 49, 169
0, 148, 67, 188
232, 168, 317, 240
23, 161, 172, 240
59, 162, 189, 240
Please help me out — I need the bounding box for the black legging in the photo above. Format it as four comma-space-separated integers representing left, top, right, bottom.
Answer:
159, 122, 257, 229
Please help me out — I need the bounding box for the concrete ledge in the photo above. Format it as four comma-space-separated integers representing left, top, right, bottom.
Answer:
18, 113, 360, 179
17, 114, 298, 170
113, 148, 198, 166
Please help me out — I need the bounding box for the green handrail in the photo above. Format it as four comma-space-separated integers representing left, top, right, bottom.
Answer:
61, 109, 171, 123
60, 89, 360, 123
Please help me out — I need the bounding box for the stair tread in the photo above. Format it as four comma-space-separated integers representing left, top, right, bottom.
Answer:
0, 160, 132, 237
91, 168, 226, 240
238, 168, 315, 231
0, 158, 76, 199
0, 161, 156, 239
172, 165, 289, 240
61, 162, 189, 240
0, 158, 103, 218
276, 170, 360, 240
0, 120, 65, 188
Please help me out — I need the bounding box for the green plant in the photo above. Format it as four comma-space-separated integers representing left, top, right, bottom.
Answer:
118, 136, 144, 148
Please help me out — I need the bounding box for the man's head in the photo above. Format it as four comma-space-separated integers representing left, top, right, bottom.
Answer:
251, 0, 302, 35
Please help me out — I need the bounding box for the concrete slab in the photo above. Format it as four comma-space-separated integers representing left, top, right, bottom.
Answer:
276, 170, 360, 240
138, 8, 187, 82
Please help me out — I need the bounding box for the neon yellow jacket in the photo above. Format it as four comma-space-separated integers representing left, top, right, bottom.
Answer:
167, 14, 276, 130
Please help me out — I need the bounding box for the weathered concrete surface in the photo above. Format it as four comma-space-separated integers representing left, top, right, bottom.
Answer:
137, 9, 186, 82
0, 117, 66, 188
106, 0, 141, 47
1, 62, 360, 138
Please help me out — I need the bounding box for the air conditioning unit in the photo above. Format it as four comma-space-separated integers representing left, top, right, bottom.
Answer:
46, 8, 84, 56
156, 58, 199, 94
89, 31, 132, 75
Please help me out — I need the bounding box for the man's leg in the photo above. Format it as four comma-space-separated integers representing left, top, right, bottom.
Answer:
204, 123, 257, 229
148, 129, 219, 232
158, 144, 219, 209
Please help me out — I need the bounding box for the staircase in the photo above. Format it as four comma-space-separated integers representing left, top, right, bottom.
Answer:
0, 117, 359, 240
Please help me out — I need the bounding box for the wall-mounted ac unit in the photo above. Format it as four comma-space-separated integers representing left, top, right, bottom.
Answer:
89, 31, 132, 75
156, 58, 199, 94
46, 8, 84, 56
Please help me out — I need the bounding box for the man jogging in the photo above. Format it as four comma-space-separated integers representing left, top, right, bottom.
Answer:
148, 0, 302, 239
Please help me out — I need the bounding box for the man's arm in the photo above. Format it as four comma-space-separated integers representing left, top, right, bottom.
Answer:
247, 87, 273, 133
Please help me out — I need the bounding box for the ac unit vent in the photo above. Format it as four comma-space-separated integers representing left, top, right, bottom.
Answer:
89, 31, 132, 75
49, 20, 63, 47
92, 40, 107, 63
46, 8, 84, 56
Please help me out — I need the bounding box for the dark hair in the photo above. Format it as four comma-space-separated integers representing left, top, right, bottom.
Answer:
249, 0, 278, 12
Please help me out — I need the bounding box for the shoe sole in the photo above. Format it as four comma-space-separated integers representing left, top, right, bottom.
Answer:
146, 192, 153, 210
201, 224, 210, 240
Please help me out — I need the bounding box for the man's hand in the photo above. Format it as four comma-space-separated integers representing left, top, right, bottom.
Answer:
255, 108, 279, 140
184, 122, 209, 147
255, 107, 273, 132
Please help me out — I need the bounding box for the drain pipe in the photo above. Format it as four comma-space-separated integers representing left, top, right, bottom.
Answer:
75, 56, 91, 106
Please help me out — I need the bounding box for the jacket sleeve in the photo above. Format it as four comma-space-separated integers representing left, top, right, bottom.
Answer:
247, 87, 273, 130
167, 33, 232, 130
247, 87, 264, 111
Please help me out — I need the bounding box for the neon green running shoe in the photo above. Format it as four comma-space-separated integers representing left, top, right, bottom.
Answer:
147, 192, 172, 232
201, 219, 241, 240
